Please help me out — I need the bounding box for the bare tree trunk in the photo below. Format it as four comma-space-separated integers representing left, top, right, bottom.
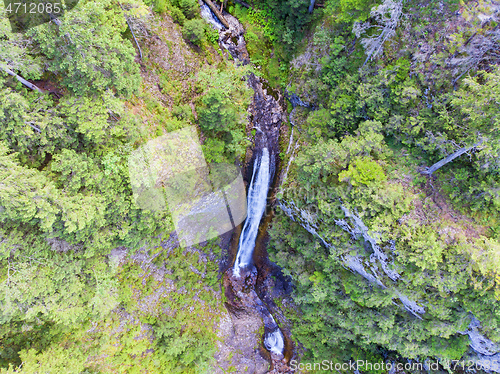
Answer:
119, 3, 143, 60
203, 0, 230, 28
25, 122, 41, 132
49, 14, 62, 26
421, 141, 483, 175
308, 0, 315, 13
0, 66, 44, 93
232, 0, 251, 8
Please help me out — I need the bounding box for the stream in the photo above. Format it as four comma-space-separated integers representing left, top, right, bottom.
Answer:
199, 2, 290, 371
197, 4, 500, 373
233, 147, 270, 278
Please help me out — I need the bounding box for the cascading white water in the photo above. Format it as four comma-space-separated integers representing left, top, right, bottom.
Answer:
264, 329, 285, 355
232, 148, 285, 356
233, 148, 270, 278
198, 7, 285, 358
200, 3, 225, 30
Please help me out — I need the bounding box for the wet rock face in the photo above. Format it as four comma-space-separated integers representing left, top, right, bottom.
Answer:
268, 353, 293, 374
247, 74, 284, 156
212, 308, 270, 374
219, 12, 250, 64
225, 266, 290, 372
206, 8, 293, 372
229, 266, 258, 294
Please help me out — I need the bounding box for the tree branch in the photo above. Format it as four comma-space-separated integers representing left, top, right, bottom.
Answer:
25, 122, 42, 133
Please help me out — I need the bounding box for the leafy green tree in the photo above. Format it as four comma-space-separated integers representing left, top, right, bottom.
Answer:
450, 67, 500, 173
324, 0, 378, 23
0, 143, 59, 230
0, 252, 118, 327
57, 91, 130, 148
30, 0, 142, 97
182, 19, 206, 46
196, 65, 253, 161
170, 6, 186, 24
176, 0, 198, 19
249, 0, 311, 49
197, 88, 248, 160
0, 85, 75, 166
198, 88, 239, 132
2, 347, 88, 374
339, 156, 387, 186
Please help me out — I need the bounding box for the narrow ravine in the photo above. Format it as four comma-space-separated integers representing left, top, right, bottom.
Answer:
231, 147, 286, 359
200, 4, 292, 372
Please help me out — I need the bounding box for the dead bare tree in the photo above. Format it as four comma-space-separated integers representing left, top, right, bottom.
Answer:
449, 1, 500, 84
352, 0, 405, 66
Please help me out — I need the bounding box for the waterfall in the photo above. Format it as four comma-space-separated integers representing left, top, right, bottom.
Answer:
199, 5, 287, 359
200, 3, 225, 30
232, 148, 285, 356
264, 328, 285, 355
233, 148, 270, 277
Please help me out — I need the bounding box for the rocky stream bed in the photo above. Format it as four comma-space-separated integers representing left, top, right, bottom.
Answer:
200, 4, 296, 373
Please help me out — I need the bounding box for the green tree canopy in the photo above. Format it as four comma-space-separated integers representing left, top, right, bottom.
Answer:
30, 0, 142, 97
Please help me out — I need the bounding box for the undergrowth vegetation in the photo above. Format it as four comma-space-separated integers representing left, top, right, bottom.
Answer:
2, 0, 500, 371
265, 0, 500, 370
0, 0, 235, 371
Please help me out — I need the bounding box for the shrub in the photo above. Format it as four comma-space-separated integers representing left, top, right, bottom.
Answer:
170, 6, 186, 25
205, 27, 219, 45
154, 0, 168, 13
182, 19, 206, 46
198, 88, 238, 132
143, 0, 168, 14
178, 0, 198, 19
171, 104, 193, 122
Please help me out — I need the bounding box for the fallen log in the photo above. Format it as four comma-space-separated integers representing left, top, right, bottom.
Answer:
421, 141, 483, 175
202, 0, 230, 28
0, 66, 44, 93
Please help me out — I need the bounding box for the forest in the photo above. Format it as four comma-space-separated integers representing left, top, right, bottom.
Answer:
1, 0, 500, 372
